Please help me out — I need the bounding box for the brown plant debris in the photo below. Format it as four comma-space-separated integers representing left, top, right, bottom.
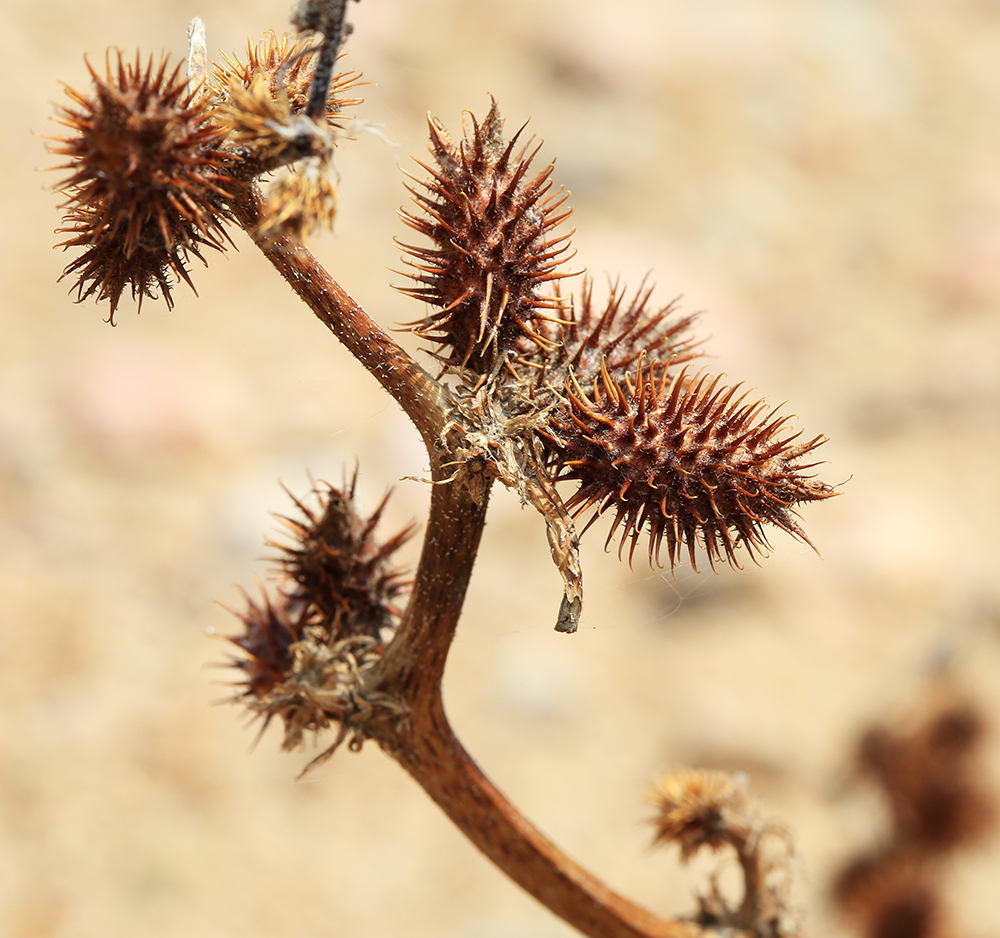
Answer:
50, 51, 234, 321
437, 368, 584, 631
397, 99, 576, 373
858, 701, 994, 852
542, 358, 834, 571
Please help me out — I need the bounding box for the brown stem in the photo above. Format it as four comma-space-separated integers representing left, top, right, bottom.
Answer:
229, 183, 450, 448
374, 465, 491, 694
370, 471, 696, 938
387, 692, 699, 938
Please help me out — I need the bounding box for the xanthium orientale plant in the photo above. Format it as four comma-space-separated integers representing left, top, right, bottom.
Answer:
46, 2, 837, 936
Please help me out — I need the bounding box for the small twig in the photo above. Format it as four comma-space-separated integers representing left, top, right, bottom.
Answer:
292, 0, 356, 122
185, 17, 208, 94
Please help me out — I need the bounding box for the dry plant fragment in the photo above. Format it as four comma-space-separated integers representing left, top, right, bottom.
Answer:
650, 769, 750, 861
50, 52, 234, 321
836, 855, 943, 938
543, 358, 834, 570
209, 32, 361, 236
209, 32, 361, 181
397, 100, 576, 373
208, 31, 362, 124
438, 369, 584, 630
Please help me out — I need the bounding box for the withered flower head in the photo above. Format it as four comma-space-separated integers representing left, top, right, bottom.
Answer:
209, 33, 361, 234
544, 359, 834, 571
396, 99, 576, 373
649, 769, 750, 861
50, 51, 233, 322
209, 31, 362, 121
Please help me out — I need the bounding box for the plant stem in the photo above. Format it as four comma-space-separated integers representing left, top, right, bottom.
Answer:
391, 692, 700, 938
234, 188, 706, 938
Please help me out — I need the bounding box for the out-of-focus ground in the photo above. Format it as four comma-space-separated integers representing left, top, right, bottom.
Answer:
3, 2, 1000, 936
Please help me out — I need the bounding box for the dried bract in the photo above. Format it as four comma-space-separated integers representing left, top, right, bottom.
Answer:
258, 156, 341, 240
397, 100, 575, 373
50, 51, 233, 321
212, 74, 333, 176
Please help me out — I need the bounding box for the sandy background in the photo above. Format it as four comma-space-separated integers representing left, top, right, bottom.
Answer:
3, 1, 1000, 936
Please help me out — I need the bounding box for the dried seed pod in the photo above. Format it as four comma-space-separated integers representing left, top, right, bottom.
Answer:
272, 477, 414, 643
397, 99, 575, 373
527, 276, 702, 392
50, 51, 233, 322
227, 478, 413, 765
544, 359, 834, 570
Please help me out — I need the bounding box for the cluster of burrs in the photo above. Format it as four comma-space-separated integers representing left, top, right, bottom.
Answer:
228, 477, 413, 773
48, 4, 361, 322
396, 100, 834, 629
48, 1, 834, 746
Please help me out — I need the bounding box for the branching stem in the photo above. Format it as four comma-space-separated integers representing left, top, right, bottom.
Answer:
230, 186, 707, 938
